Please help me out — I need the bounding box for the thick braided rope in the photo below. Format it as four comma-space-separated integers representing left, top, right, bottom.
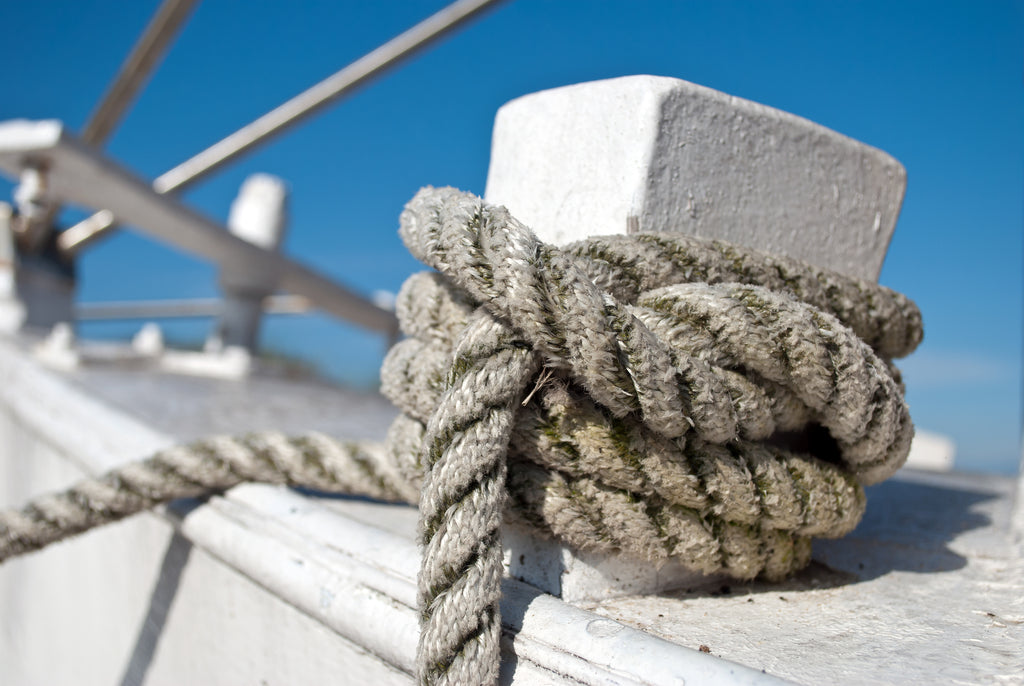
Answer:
0, 186, 922, 686
391, 186, 917, 682
0, 433, 416, 562
415, 310, 539, 685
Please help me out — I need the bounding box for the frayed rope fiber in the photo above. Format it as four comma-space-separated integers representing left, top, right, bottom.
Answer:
0, 186, 921, 685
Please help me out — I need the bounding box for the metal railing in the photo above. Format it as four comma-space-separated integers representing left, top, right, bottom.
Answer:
0, 0, 509, 351
57, 0, 508, 254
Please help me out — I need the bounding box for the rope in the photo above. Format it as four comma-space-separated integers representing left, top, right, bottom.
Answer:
0, 186, 922, 685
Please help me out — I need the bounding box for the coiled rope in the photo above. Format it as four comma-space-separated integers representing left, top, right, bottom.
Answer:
0, 186, 921, 685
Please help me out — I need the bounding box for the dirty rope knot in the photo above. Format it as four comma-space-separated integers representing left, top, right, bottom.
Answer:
386, 186, 920, 685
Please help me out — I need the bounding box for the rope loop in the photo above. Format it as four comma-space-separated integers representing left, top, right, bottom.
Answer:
393, 186, 919, 683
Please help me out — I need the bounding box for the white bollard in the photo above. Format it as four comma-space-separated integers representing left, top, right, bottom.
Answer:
211, 174, 289, 354
11, 165, 53, 253
486, 75, 906, 282
0, 203, 26, 333
0, 192, 74, 335
33, 321, 79, 370
486, 75, 908, 601
131, 322, 165, 357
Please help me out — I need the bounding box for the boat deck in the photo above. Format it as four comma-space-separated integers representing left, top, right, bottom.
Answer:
2, 339, 1021, 684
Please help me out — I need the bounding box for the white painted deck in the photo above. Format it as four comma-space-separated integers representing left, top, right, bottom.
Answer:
1, 336, 1021, 685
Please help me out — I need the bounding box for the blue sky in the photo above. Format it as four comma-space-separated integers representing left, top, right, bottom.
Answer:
0, 0, 1021, 473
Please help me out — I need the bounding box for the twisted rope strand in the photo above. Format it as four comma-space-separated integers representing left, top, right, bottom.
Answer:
415, 311, 539, 685
385, 338, 865, 538
400, 189, 693, 440
0, 433, 410, 563
0, 186, 922, 686
568, 232, 922, 359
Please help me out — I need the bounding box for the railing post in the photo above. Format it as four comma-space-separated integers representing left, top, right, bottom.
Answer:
2, 167, 76, 334
208, 174, 288, 356
484, 75, 908, 600
0, 203, 26, 333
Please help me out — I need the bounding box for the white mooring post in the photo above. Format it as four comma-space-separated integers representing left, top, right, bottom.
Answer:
0, 202, 26, 333
210, 173, 289, 355
486, 75, 909, 601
